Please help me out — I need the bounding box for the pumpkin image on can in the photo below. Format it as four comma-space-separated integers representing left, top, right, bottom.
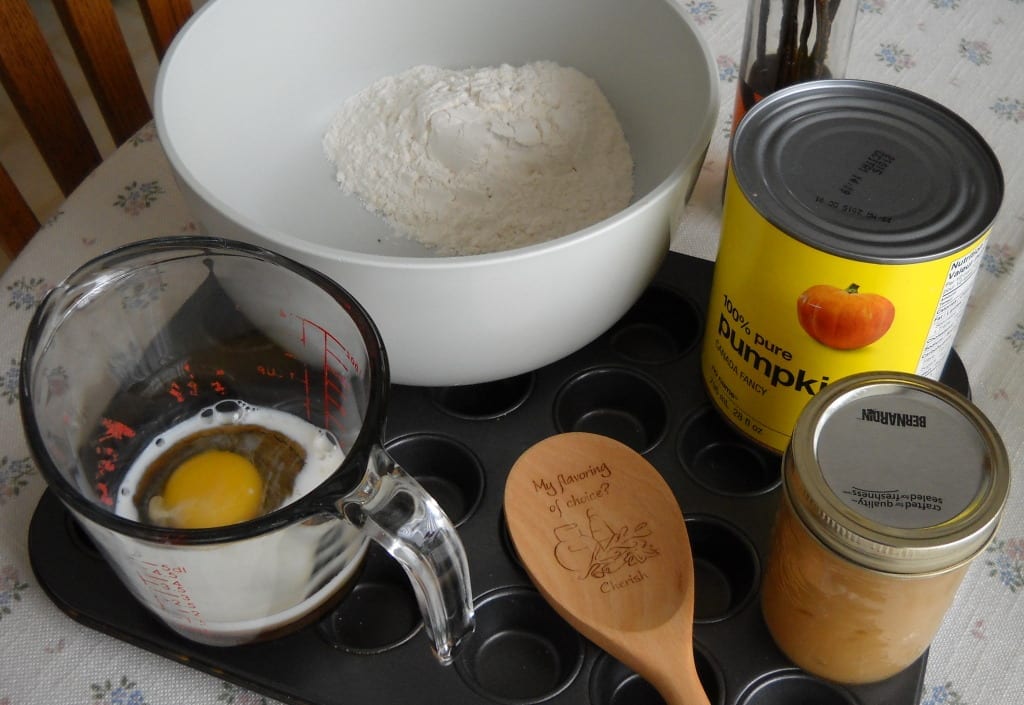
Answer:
797, 283, 895, 350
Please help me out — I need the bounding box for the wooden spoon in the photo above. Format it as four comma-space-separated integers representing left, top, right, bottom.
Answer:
504, 432, 710, 705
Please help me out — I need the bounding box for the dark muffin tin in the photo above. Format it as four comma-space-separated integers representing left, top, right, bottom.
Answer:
30, 251, 969, 705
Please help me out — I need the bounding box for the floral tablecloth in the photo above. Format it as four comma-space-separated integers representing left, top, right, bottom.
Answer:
2, 1, 1023, 704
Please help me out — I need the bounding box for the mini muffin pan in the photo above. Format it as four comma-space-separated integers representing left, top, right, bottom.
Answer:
30, 252, 969, 705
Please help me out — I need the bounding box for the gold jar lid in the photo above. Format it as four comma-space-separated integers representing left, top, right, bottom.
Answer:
785, 371, 1010, 575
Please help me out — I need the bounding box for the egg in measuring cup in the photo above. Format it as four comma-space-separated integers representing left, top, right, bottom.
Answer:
115, 401, 345, 528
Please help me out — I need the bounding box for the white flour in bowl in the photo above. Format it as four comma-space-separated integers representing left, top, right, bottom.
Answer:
322, 61, 634, 256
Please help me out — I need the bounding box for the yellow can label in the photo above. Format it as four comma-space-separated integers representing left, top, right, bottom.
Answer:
701, 172, 987, 453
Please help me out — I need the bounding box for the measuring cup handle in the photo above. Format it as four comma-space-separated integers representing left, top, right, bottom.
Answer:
339, 445, 475, 664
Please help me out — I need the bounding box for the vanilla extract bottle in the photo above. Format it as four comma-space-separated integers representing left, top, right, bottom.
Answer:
732, 0, 859, 131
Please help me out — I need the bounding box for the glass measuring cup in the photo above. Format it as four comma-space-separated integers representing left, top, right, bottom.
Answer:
20, 237, 474, 662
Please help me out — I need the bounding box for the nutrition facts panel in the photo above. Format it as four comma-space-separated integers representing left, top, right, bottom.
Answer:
916, 243, 985, 378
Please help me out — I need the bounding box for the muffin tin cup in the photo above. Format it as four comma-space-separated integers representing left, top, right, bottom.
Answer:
455, 587, 586, 704
29, 252, 965, 704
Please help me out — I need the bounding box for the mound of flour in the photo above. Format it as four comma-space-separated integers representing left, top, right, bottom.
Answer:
322, 61, 634, 256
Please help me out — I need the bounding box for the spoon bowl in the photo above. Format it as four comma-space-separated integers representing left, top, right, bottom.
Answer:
504, 432, 711, 705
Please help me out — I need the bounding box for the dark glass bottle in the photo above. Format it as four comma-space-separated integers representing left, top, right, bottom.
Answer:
732, 0, 859, 129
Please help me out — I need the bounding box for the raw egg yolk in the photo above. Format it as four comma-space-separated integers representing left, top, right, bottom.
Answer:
159, 450, 264, 529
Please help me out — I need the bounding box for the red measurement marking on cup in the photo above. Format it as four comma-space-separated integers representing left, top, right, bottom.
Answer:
137, 561, 206, 626
256, 354, 303, 381
93, 418, 137, 505
167, 362, 227, 403
252, 350, 315, 420
298, 318, 358, 435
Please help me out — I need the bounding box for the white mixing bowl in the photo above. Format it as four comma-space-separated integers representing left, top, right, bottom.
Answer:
155, 0, 717, 386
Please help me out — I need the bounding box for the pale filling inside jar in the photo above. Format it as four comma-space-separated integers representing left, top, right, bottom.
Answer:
761, 496, 968, 684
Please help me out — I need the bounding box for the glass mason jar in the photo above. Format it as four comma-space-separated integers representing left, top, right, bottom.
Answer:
733, 0, 859, 129
762, 372, 1010, 684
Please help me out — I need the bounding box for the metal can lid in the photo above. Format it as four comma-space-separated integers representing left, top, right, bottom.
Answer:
785, 371, 1010, 575
731, 80, 1003, 264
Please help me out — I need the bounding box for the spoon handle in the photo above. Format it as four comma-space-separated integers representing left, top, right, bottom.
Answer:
647, 642, 712, 705
601, 607, 710, 705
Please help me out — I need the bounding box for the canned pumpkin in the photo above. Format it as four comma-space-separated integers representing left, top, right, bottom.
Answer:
702, 80, 1003, 453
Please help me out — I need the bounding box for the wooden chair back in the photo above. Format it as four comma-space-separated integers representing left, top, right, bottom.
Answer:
0, 0, 193, 259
